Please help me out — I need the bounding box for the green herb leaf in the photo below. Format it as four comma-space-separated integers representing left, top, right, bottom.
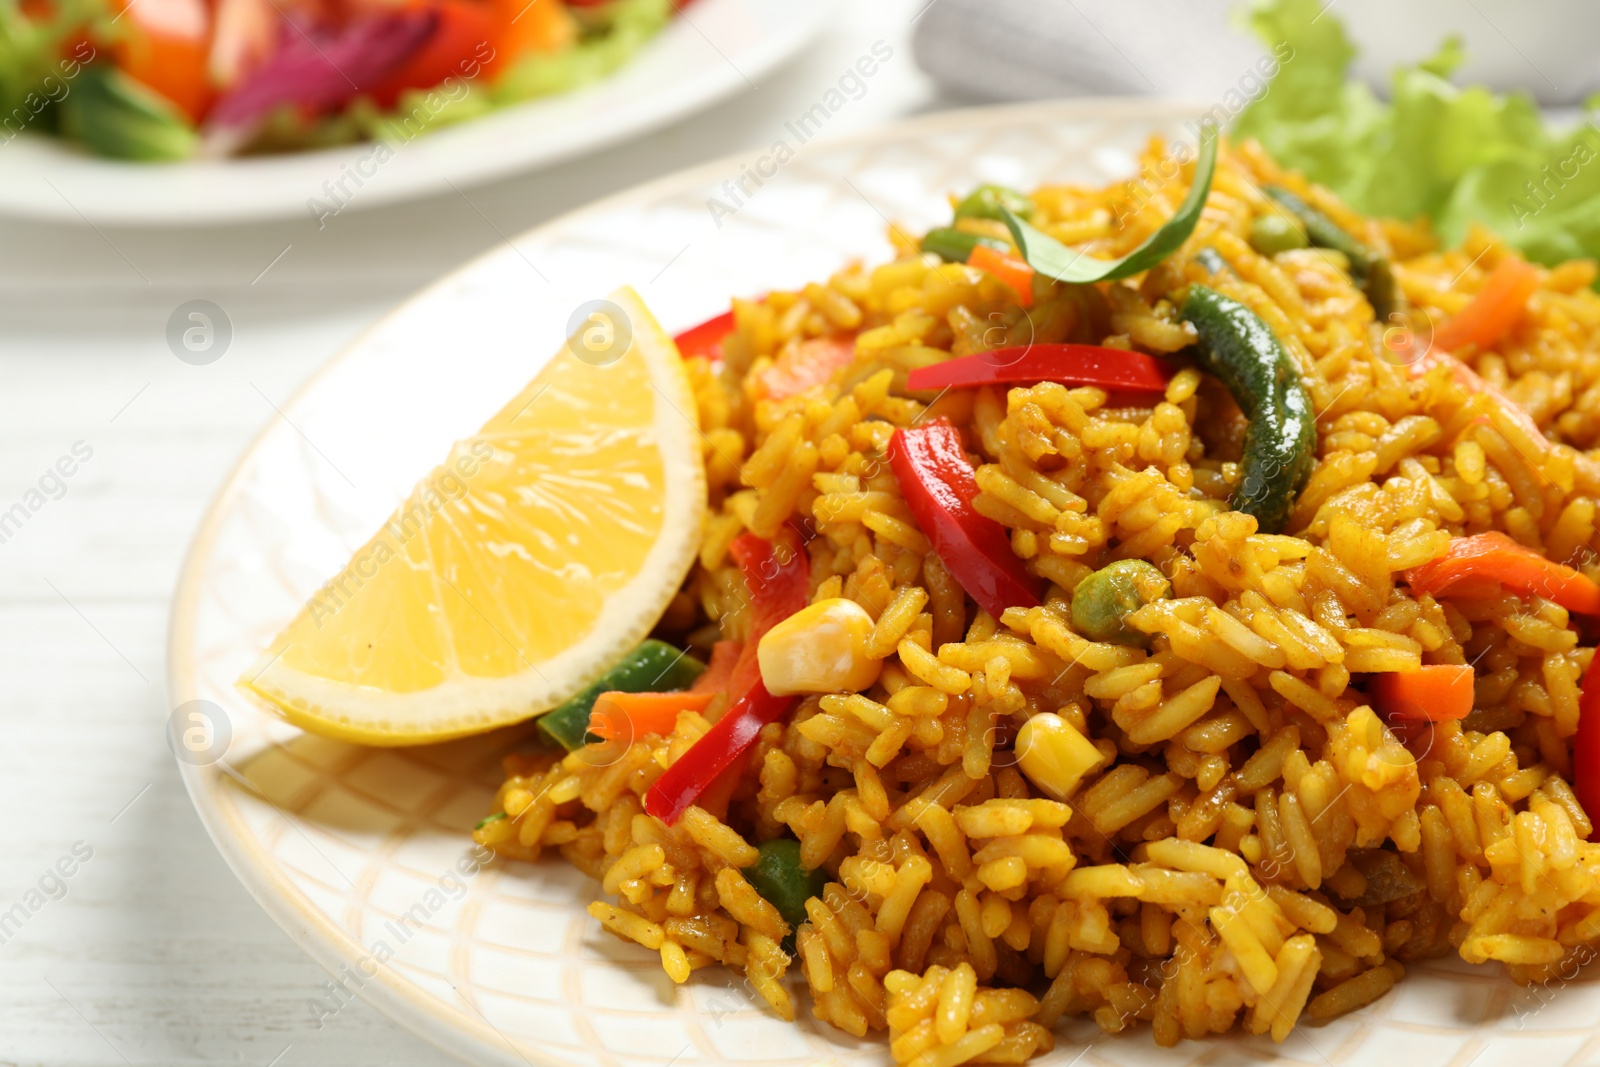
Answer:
1000, 131, 1218, 284
474, 812, 508, 830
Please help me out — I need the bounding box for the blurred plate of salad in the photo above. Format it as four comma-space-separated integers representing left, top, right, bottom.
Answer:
0, 0, 834, 222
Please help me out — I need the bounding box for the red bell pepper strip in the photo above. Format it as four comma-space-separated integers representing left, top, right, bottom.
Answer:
755, 334, 858, 400
968, 245, 1035, 307
673, 310, 736, 362
905, 345, 1174, 395
1367, 665, 1474, 722
887, 419, 1041, 620
642, 531, 808, 824
1575, 651, 1600, 837
364, 0, 498, 109
723, 529, 809, 708
1405, 531, 1600, 616
643, 680, 794, 825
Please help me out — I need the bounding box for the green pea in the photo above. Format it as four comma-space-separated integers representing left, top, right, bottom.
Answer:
1262, 185, 1397, 320
1071, 560, 1171, 646
1249, 214, 1310, 257
742, 838, 826, 930
954, 184, 1034, 223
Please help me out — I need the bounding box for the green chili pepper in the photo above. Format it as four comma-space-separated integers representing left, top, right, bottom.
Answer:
1180, 285, 1316, 535
954, 184, 1034, 223
921, 227, 1008, 264
1248, 214, 1309, 256
742, 838, 826, 932
536, 640, 706, 751
1071, 560, 1171, 646
1262, 186, 1398, 320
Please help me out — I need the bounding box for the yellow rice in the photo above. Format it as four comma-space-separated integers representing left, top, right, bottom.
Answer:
475, 134, 1600, 1060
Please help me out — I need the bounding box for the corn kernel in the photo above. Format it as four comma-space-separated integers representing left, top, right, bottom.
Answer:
758, 597, 883, 696
1014, 712, 1103, 801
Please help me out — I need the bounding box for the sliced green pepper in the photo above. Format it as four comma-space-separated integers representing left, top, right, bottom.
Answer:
921, 227, 1008, 264
954, 184, 1034, 223
1071, 560, 1171, 646
1262, 186, 1398, 320
536, 639, 705, 750
742, 838, 826, 931
1180, 285, 1316, 535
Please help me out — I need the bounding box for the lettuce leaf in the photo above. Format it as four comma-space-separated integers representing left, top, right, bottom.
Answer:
1234, 0, 1600, 277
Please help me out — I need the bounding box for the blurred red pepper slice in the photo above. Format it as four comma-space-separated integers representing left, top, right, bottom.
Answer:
365, 0, 496, 108
906, 345, 1173, 395
673, 309, 735, 362
722, 528, 809, 704
643, 530, 808, 824
755, 334, 857, 400
1576, 652, 1600, 839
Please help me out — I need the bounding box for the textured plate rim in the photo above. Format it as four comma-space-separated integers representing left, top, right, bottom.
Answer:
165, 96, 1209, 1067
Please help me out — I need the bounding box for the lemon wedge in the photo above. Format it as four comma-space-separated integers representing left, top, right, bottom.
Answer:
239, 287, 706, 745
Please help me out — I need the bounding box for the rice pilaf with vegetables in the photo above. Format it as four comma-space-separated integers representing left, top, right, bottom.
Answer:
472, 133, 1600, 1060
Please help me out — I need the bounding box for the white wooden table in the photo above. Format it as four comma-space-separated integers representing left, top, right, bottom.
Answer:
0, 7, 948, 1062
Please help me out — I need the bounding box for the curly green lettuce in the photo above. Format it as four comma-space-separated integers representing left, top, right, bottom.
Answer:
1234, 0, 1600, 272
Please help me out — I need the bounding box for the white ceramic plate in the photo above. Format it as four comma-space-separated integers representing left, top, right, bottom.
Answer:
167, 98, 1600, 1067
0, 0, 833, 226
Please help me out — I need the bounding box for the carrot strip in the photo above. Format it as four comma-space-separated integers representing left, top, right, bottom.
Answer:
690, 640, 742, 695
1367, 665, 1474, 722
1432, 256, 1540, 354
1409, 346, 1545, 444
754, 334, 857, 400
588, 690, 714, 742
1405, 531, 1600, 616
968, 244, 1035, 307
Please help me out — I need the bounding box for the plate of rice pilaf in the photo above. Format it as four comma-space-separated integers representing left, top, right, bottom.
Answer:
174, 99, 1600, 1067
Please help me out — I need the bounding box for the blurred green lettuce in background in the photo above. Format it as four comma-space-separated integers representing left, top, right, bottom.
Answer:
1234, 0, 1600, 271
